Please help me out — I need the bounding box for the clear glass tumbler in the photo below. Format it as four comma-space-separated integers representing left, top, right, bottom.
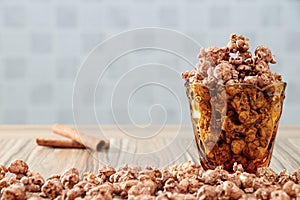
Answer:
185, 82, 286, 173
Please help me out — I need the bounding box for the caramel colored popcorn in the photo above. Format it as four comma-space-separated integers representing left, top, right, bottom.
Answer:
8, 160, 29, 179
119, 180, 139, 198
60, 168, 79, 189
86, 183, 114, 199
65, 185, 85, 200
41, 178, 63, 199
20, 172, 44, 192
0, 183, 26, 200
216, 181, 244, 199
282, 180, 300, 198
182, 33, 281, 88
109, 166, 138, 183
214, 62, 238, 82
183, 34, 286, 173
256, 167, 278, 183
128, 180, 157, 197
254, 46, 276, 64
197, 185, 218, 200
278, 169, 291, 185
0, 178, 10, 192
98, 165, 116, 182
0, 166, 8, 180
1, 160, 300, 199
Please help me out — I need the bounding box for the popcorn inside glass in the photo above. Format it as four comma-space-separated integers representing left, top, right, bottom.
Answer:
185, 82, 286, 173
182, 33, 286, 173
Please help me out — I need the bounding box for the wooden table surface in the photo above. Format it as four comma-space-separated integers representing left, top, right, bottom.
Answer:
0, 125, 299, 178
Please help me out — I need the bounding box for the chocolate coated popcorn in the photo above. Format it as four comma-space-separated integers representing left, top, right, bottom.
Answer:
183, 34, 286, 173
0, 160, 300, 199
182, 33, 281, 87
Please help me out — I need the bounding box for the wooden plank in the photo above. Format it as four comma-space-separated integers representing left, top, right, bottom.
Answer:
0, 137, 298, 177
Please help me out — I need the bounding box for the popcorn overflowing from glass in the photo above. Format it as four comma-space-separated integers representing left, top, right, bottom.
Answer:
182, 34, 286, 173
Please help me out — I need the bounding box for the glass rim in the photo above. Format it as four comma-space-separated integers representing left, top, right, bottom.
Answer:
184, 81, 287, 91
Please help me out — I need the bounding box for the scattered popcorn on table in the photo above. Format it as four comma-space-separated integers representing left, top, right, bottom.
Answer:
0, 160, 299, 199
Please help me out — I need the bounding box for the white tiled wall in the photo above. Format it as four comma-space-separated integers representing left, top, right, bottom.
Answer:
0, 0, 299, 124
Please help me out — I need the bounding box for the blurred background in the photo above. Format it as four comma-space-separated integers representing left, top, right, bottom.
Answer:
0, 0, 299, 124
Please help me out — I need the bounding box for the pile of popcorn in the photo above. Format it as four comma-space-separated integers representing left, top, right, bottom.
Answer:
182, 33, 286, 173
0, 160, 300, 199
182, 33, 282, 88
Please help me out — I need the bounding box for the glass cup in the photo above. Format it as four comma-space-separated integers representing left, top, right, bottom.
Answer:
185, 82, 286, 173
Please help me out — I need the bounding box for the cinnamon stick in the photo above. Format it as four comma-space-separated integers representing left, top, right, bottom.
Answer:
52, 124, 109, 151
36, 138, 85, 149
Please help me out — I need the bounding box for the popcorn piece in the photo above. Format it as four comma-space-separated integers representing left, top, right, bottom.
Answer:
227, 33, 238, 53
213, 62, 238, 82
0, 165, 8, 180
75, 180, 95, 193
0, 183, 26, 200
233, 162, 244, 173
254, 45, 276, 64
8, 160, 29, 179
0, 178, 11, 192
66, 185, 85, 200
98, 165, 116, 182
41, 178, 63, 199
282, 180, 300, 198
256, 167, 278, 183
202, 169, 220, 185
205, 46, 221, 65
277, 169, 291, 185
255, 187, 272, 199
128, 180, 157, 197
239, 172, 256, 189
20, 172, 44, 192
216, 181, 244, 200
60, 168, 80, 189
109, 166, 138, 183
236, 35, 250, 52
231, 140, 246, 155
163, 178, 179, 193
196, 185, 218, 200
120, 180, 139, 198
291, 169, 300, 184
86, 183, 113, 199
83, 172, 101, 185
